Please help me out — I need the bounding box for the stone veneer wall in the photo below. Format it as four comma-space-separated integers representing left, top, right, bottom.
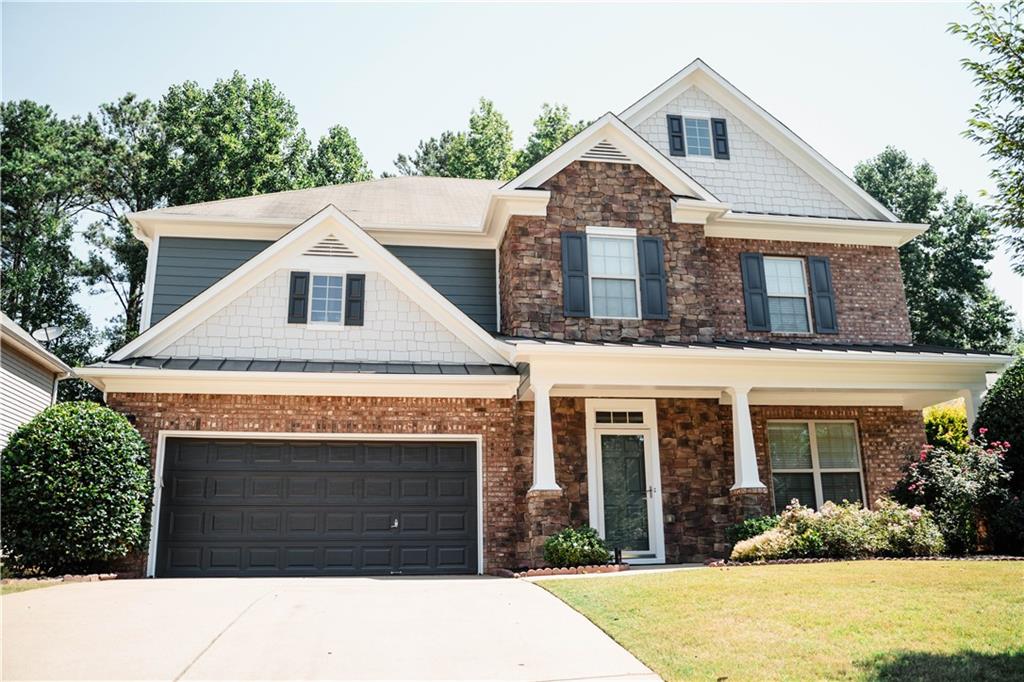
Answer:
500, 160, 714, 342
707, 237, 914, 345
105, 393, 521, 574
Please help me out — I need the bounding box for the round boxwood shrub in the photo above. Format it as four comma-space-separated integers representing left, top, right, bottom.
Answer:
976, 356, 1023, 493
1, 402, 153, 574
726, 514, 781, 544
543, 526, 611, 567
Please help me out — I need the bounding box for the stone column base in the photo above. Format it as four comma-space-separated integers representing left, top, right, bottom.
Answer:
729, 487, 771, 523
520, 488, 570, 568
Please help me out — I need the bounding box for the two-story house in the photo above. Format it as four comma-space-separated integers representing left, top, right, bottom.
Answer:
79, 60, 1010, 578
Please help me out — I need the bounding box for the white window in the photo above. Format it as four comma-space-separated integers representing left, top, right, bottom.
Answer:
587, 231, 640, 319
764, 257, 811, 332
309, 274, 343, 323
684, 117, 713, 157
767, 420, 865, 513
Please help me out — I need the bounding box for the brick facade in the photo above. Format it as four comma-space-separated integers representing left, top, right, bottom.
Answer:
500, 160, 714, 342
707, 237, 913, 345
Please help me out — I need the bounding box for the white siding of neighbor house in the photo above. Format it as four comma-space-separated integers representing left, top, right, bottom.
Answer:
634, 86, 860, 218
160, 269, 487, 364
1, 346, 56, 449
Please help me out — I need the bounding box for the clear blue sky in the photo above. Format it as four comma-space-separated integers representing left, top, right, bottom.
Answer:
3, 1, 1021, 330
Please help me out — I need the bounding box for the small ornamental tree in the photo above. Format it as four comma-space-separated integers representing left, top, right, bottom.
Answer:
1, 402, 153, 574
975, 356, 1024, 493
892, 433, 1012, 554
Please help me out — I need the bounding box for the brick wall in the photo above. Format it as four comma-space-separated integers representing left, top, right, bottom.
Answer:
751, 405, 926, 510
707, 237, 913, 344
106, 392, 520, 572
500, 160, 714, 342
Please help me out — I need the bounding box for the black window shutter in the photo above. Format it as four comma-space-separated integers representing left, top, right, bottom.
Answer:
637, 237, 668, 320
740, 253, 771, 332
666, 115, 686, 157
345, 273, 365, 326
808, 256, 838, 334
561, 232, 590, 317
711, 118, 730, 160
287, 271, 310, 323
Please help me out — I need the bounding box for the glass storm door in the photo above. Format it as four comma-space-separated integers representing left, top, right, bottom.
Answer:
599, 433, 653, 555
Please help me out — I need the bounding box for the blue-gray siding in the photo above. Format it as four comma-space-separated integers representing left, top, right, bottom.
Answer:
149, 238, 498, 331
150, 238, 273, 325
385, 246, 497, 332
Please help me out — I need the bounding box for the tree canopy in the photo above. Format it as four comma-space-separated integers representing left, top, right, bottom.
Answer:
854, 146, 1016, 352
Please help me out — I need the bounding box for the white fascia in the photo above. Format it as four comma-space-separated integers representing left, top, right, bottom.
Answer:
77, 367, 520, 399
706, 212, 928, 247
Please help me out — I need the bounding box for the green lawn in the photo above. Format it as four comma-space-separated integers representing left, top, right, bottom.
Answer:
539, 561, 1024, 681
0, 580, 62, 596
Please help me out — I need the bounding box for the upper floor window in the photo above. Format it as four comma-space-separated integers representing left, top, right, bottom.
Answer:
684, 117, 713, 157
310, 274, 344, 323
768, 420, 864, 513
764, 257, 811, 332
588, 231, 640, 319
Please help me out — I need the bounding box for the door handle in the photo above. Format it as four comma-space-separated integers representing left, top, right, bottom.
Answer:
646, 486, 657, 498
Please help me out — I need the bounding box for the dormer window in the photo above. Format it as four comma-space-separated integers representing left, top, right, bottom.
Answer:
666, 115, 730, 160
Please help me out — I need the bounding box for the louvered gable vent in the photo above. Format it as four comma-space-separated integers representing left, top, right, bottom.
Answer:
579, 140, 633, 164
304, 235, 355, 258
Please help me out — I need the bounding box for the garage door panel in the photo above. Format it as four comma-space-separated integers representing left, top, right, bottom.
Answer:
157, 439, 478, 577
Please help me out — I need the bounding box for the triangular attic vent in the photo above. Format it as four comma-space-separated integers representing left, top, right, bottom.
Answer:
304, 235, 355, 258
579, 139, 633, 164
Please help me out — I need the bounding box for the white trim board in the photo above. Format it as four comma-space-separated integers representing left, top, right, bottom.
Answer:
146, 430, 486, 578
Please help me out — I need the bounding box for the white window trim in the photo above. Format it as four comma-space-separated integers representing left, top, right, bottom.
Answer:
764, 256, 814, 334
585, 399, 665, 564
585, 227, 641, 321
768, 419, 867, 512
681, 113, 714, 160
308, 272, 346, 326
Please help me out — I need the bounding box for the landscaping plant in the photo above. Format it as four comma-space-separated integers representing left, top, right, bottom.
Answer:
729, 499, 944, 562
892, 433, 1014, 553
923, 402, 970, 452
975, 356, 1023, 493
543, 526, 611, 568
0, 402, 153, 574
725, 514, 780, 544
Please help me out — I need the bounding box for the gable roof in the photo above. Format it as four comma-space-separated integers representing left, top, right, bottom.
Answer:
110, 205, 511, 365
502, 112, 721, 202
620, 59, 898, 222
0, 313, 73, 376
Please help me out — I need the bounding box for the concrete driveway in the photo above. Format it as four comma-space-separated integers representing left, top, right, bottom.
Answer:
2, 576, 658, 681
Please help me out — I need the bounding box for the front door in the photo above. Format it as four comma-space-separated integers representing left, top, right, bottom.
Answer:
599, 432, 653, 554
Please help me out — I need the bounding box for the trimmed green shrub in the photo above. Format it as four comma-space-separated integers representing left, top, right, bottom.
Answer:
729, 500, 944, 562
543, 526, 611, 567
726, 515, 781, 544
924, 403, 970, 452
1, 402, 153, 574
976, 356, 1024, 493
892, 435, 1012, 554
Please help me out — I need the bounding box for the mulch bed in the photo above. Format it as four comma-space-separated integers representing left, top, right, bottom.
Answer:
706, 555, 1024, 567
490, 564, 631, 578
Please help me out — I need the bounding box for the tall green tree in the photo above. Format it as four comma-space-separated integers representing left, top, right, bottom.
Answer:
394, 131, 464, 177
515, 103, 589, 175
950, 1, 1024, 273
854, 146, 1015, 351
0, 101, 96, 367
307, 125, 373, 186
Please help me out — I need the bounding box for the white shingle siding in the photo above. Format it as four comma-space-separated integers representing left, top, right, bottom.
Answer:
1, 346, 56, 449
161, 270, 487, 364
634, 87, 860, 218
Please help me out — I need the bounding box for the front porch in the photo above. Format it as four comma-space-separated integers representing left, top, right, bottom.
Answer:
510, 338, 1004, 566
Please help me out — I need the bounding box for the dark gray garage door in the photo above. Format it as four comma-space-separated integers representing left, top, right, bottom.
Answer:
155, 438, 477, 577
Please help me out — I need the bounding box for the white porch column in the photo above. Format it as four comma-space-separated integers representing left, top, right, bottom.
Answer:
725, 386, 766, 490
530, 381, 560, 491
958, 387, 986, 431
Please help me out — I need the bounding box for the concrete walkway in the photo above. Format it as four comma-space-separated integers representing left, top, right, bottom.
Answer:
2, 576, 659, 681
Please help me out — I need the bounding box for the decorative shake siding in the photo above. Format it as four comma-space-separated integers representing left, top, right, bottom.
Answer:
634, 86, 860, 218
707, 237, 914, 344
500, 160, 715, 342
160, 270, 486, 363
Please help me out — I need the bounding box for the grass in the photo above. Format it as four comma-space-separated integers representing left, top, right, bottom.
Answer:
539, 561, 1024, 681
0, 580, 62, 596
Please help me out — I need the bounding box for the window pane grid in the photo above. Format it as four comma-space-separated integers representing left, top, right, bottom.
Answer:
764, 257, 810, 332
588, 234, 638, 319
768, 420, 864, 513
310, 274, 343, 323
684, 118, 712, 156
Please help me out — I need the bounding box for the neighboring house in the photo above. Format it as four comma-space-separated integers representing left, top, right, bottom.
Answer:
1, 313, 72, 449
78, 60, 1011, 578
